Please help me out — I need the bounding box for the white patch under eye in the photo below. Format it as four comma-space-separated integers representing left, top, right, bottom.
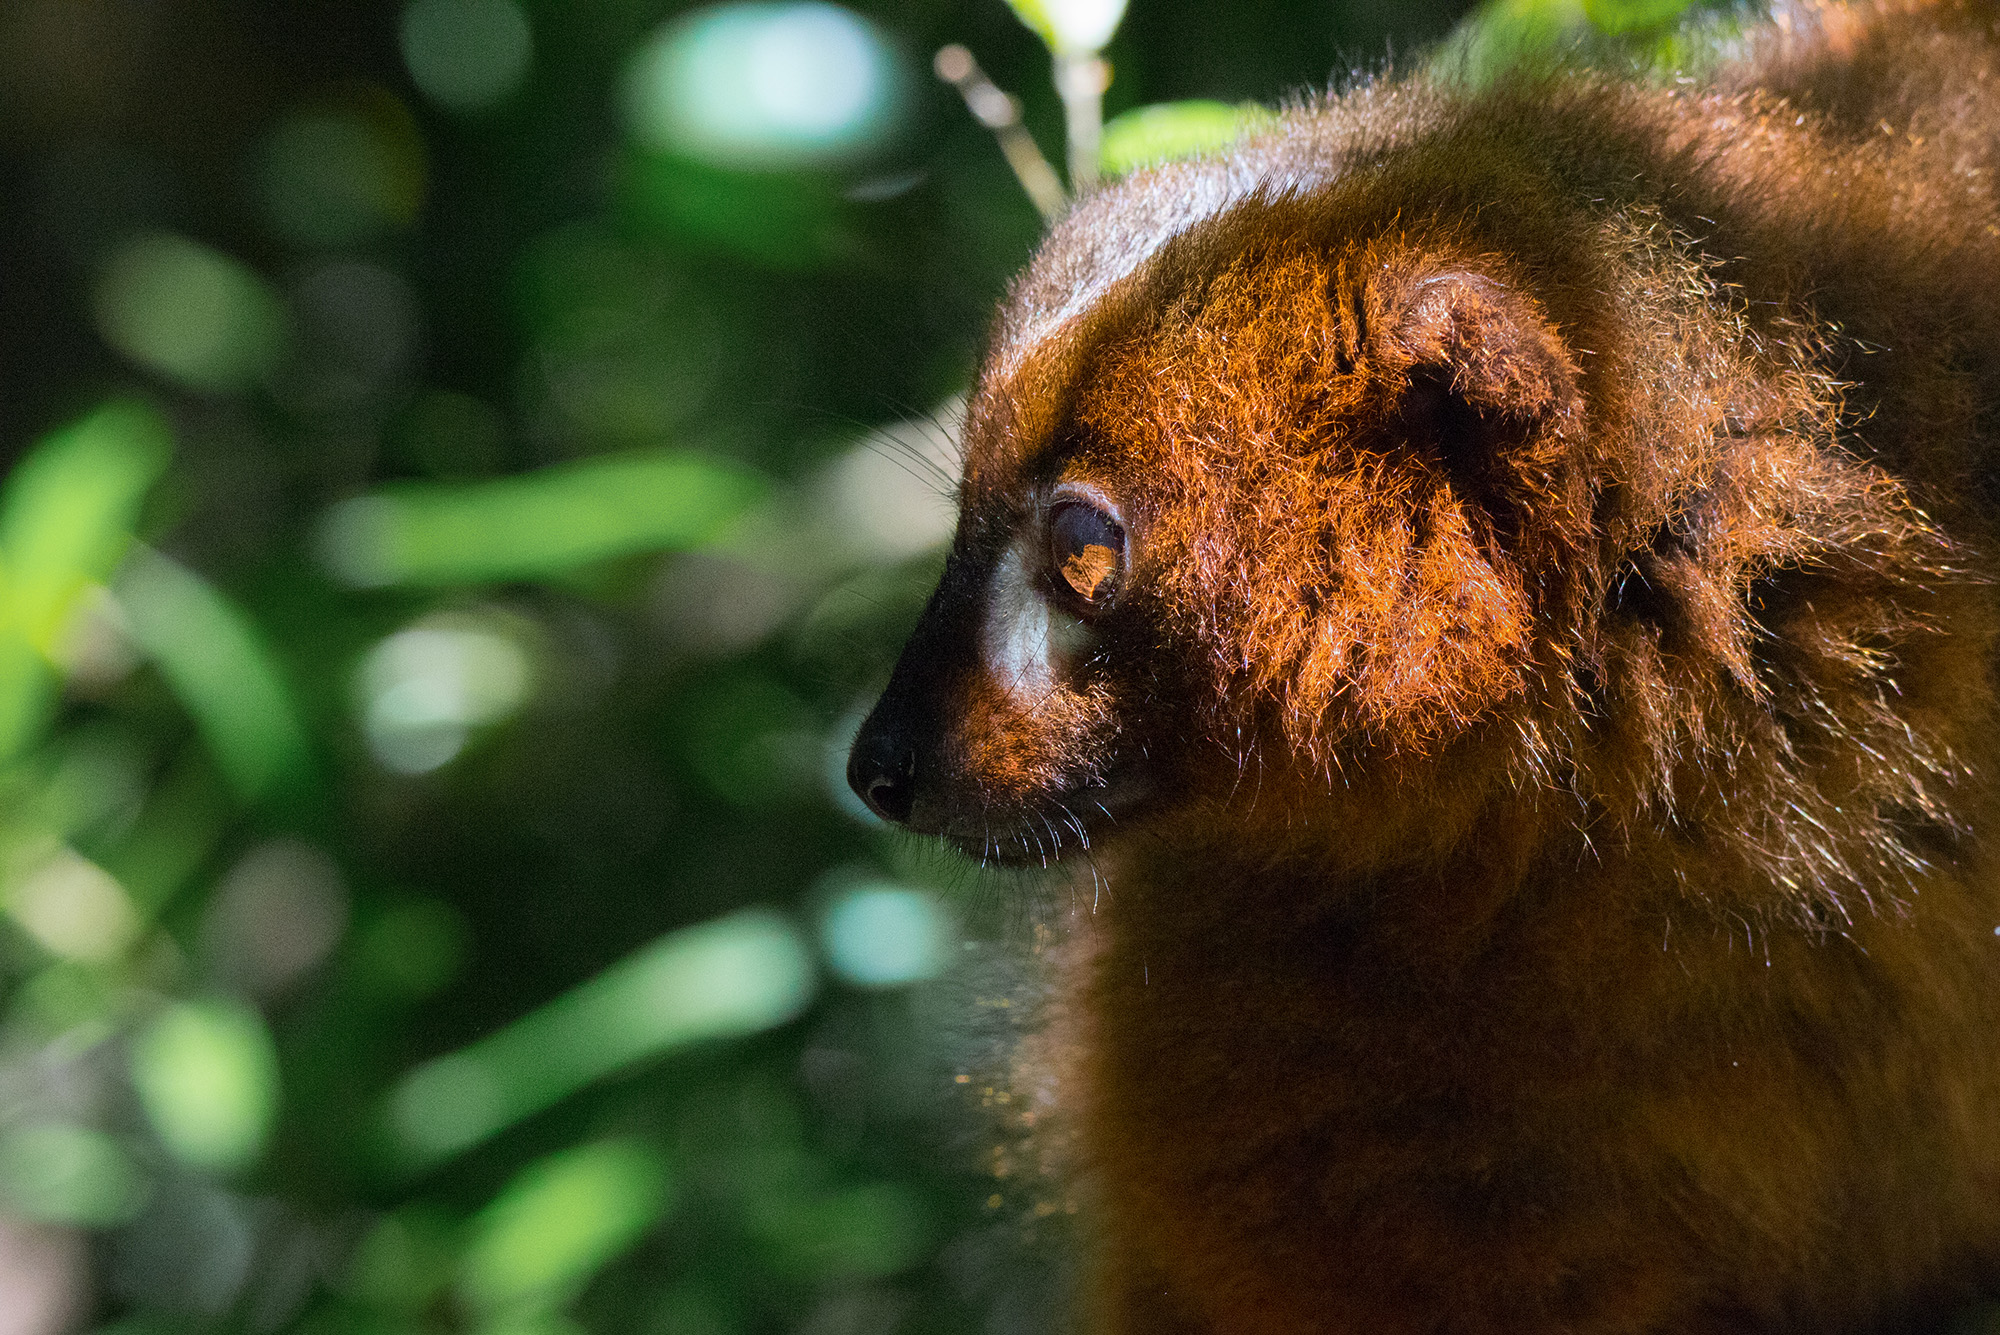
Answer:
983, 542, 1091, 704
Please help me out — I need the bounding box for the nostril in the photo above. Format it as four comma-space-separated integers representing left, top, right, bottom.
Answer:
864, 770, 915, 824
847, 724, 917, 824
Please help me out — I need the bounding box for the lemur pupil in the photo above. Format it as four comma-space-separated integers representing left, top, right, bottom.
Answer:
1064, 544, 1117, 597
1052, 503, 1122, 604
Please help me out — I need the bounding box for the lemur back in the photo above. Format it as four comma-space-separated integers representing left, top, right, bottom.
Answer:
851, 4, 2000, 1330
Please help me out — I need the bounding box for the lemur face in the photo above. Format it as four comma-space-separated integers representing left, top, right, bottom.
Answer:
849, 183, 1592, 865
844, 457, 1174, 865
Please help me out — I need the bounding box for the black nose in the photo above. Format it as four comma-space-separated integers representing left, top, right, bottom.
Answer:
847, 719, 916, 824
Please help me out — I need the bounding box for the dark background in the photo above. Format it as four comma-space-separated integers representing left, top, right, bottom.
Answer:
0, 2, 1614, 1332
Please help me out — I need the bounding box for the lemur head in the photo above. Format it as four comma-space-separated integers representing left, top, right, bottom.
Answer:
852, 89, 1968, 927
848, 157, 1609, 866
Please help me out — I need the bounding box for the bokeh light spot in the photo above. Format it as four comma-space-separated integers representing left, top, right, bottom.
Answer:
204, 839, 350, 999
92, 234, 283, 394
358, 615, 532, 774
624, 3, 904, 169
0, 1123, 147, 1226
52, 583, 140, 695
816, 406, 960, 563
5, 847, 140, 963
15, 961, 122, 1039
819, 882, 951, 987
400, 0, 533, 114
129, 998, 280, 1173
1005, 0, 1129, 54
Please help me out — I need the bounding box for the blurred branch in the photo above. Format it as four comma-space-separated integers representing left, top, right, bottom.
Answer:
994, 0, 1127, 195
1053, 52, 1109, 192
934, 44, 1068, 222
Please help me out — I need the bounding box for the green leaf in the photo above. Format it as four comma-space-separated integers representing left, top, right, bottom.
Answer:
383, 908, 814, 1171
1100, 101, 1274, 176
1582, 0, 1694, 34
1440, 0, 1591, 83
459, 1139, 673, 1317
0, 402, 171, 760
317, 451, 765, 588
116, 549, 313, 804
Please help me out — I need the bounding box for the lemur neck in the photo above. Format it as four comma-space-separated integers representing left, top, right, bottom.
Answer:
1099, 782, 1570, 981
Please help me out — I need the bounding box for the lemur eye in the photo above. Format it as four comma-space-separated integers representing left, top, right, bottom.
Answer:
1049, 499, 1125, 611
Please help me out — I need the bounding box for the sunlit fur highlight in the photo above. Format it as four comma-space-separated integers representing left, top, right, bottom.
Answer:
851, 1, 2000, 1330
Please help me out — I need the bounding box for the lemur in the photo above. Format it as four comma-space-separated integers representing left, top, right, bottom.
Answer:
849, 3, 2000, 1330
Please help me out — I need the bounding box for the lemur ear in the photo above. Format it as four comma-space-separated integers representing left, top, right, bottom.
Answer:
1385, 272, 1578, 425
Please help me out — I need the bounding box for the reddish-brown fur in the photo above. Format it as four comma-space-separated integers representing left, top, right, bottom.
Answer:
849, 3, 2000, 1329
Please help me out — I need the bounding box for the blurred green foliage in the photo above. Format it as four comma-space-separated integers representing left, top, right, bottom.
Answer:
1095, 100, 1274, 176
0, 0, 1744, 1332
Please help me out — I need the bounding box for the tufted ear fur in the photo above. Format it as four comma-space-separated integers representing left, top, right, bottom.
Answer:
1369, 267, 1594, 569
1077, 246, 1597, 763
1387, 271, 1580, 424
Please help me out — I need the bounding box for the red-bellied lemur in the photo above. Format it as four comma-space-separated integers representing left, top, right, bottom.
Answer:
850, 3, 2000, 1329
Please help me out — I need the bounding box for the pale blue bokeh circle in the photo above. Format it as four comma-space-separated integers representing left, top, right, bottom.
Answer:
624, 3, 904, 169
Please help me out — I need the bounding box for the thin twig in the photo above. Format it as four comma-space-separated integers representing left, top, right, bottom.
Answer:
935, 44, 1069, 222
